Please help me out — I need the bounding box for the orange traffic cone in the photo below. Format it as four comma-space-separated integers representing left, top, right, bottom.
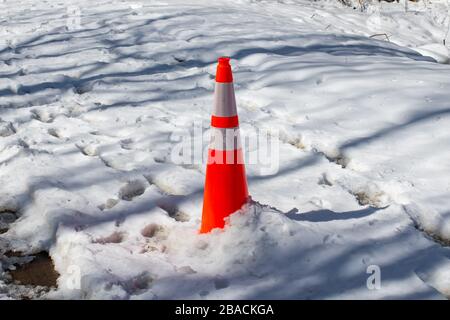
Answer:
200, 57, 249, 233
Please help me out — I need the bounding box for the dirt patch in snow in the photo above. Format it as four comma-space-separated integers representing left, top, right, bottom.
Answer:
8, 252, 59, 288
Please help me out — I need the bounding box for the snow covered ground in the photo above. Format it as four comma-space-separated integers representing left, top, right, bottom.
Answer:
1, 0, 450, 299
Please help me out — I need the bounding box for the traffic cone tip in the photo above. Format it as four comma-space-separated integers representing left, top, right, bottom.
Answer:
215, 56, 233, 83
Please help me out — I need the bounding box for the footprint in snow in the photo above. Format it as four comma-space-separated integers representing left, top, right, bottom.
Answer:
312, 147, 350, 169
141, 223, 168, 239
123, 272, 153, 294
47, 128, 64, 139
76, 143, 98, 157
351, 188, 390, 208
287, 136, 306, 150
98, 198, 119, 211
176, 265, 196, 275
74, 81, 95, 95
119, 180, 147, 201
141, 224, 169, 253
214, 277, 230, 290
30, 109, 54, 123
318, 173, 333, 186
93, 231, 125, 244
0, 120, 16, 137
157, 198, 190, 222
120, 138, 134, 150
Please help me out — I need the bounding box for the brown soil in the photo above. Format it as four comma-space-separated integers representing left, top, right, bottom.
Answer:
9, 252, 59, 288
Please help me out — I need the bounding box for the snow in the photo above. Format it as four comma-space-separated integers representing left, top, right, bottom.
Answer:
416, 43, 450, 64
1, 0, 450, 299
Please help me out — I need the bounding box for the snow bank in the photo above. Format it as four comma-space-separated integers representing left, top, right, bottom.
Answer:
47, 202, 447, 299
415, 44, 449, 64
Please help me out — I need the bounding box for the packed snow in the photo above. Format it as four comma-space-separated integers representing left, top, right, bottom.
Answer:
1, 0, 450, 299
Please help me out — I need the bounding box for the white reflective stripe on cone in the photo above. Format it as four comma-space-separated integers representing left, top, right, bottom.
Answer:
209, 127, 242, 151
214, 82, 237, 117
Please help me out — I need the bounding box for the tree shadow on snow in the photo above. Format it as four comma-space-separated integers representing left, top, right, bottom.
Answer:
0, 7, 437, 108
1, 5, 449, 299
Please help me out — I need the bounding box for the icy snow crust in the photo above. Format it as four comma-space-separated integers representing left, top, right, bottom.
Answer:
1, 0, 450, 299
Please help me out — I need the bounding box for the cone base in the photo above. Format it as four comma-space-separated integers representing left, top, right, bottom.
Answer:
200, 149, 249, 233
